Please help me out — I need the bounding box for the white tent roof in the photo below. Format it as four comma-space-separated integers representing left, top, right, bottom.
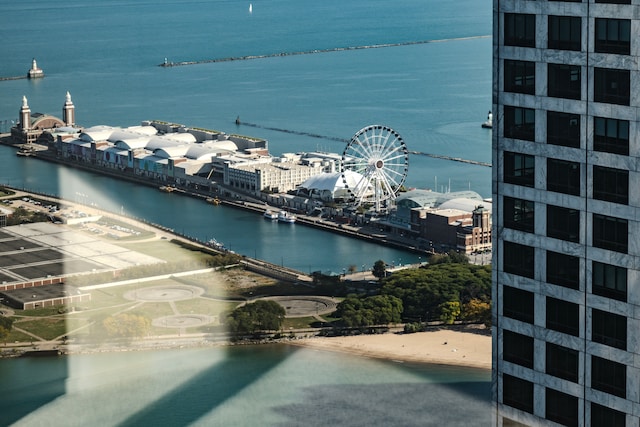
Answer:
300, 170, 367, 193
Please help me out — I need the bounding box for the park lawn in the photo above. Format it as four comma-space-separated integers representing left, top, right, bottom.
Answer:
14, 307, 62, 318
282, 317, 317, 330
15, 317, 67, 340
173, 298, 237, 317
119, 239, 217, 264
127, 301, 177, 319
4, 329, 35, 343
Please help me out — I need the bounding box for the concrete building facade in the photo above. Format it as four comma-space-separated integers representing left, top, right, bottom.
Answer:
493, 0, 640, 426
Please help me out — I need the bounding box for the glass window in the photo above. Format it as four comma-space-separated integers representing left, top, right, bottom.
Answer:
593, 165, 628, 205
504, 152, 535, 187
503, 330, 534, 368
592, 308, 626, 350
503, 374, 534, 414
548, 64, 581, 99
546, 297, 579, 336
547, 158, 580, 196
504, 60, 535, 95
595, 18, 631, 55
594, 117, 629, 155
503, 286, 534, 324
596, 0, 630, 3
547, 111, 580, 148
504, 106, 535, 141
592, 261, 627, 302
504, 197, 534, 233
548, 16, 581, 51
593, 214, 628, 254
594, 68, 630, 106
546, 388, 578, 427
547, 205, 579, 243
592, 355, 626, 398
546, 342, 579, 382
505, 13, 535, 47
546, 251, 579, 290
591, 403, 626, 427
504, 241, 535, 279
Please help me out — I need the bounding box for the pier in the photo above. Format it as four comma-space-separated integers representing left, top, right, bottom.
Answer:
158, 35, 491, 67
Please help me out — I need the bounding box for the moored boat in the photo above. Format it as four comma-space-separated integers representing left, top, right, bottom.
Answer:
263, 209, 278, 220
278, 210, 296, 223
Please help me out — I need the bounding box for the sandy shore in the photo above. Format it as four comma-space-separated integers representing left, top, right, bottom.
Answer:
292, 328, 492, 370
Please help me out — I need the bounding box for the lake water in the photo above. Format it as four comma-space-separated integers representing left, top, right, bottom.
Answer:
2, 345, 490, 427
0, 0, 493, 425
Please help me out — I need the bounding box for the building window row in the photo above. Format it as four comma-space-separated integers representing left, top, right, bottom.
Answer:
503, 64, 629, 105
504, 110, 629, 155
505, 14, 631, 56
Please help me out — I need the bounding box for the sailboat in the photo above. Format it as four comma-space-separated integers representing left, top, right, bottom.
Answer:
249, 3, 252, 13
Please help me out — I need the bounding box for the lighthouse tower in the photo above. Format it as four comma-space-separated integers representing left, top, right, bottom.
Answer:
19, 96, 31, 131
63, 91, 75, 126
27, 58, 44, 79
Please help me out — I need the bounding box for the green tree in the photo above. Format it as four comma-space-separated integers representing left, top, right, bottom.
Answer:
227, 300, 286, 335
428, 250, 469, 265
381, 263, 491, 322
335, 294, 403, 328
102, 313, 151, 339
462, 298, 492, 327
372, 260, 387, 279
0, 316, 14, 342
439, 301, 461, 324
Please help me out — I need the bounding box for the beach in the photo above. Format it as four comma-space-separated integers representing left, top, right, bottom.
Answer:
292, 328, 492, 370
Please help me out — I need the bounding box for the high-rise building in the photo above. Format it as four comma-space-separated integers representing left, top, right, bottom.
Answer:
492, 1, 636, 426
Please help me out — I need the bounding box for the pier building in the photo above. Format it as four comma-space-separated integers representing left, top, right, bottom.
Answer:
11, 94, 74, 145
493, 0, 640, 425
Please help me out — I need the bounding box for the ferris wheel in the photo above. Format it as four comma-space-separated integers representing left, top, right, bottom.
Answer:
340, 125, 409, 211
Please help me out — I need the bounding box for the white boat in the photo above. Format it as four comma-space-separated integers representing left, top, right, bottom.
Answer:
278, 210, 296, 223
263, 210, 278, 220
206, 238, 225, 250
481, 110, 493, 129
249, 3, 252, 13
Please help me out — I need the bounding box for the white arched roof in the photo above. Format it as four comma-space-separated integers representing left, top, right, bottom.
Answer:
114, 137, 152, 150
300, 170, 367, 193
80, 125, 117, 142
146, 136, 185, 151
438, 198, 492, 213
201, 140, 238, 152
125, 125, 157, 136
167, 132, 197, 143
153, 145, 190, 159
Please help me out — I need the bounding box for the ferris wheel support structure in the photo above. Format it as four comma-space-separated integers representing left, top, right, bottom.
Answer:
340, 125, 409, 212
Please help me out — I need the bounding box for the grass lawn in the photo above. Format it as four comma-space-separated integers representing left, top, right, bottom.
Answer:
282, 317, 318, 330
173, 298, 237, 317
120, 239, 218, 264
14, 317, 67, 341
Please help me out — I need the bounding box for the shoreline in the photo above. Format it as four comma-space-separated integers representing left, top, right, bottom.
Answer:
4, 329, 492, 371
289, 328, 492, 370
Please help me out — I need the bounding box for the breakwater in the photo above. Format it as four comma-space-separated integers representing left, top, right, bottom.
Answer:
0, 76, 27, 81
237, 121, 491, 167
158, 35, 491, 67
